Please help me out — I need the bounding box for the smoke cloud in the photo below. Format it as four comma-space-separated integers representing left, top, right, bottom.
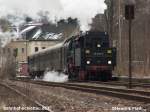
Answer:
43, 71, 68, 83
0, 0, 106, 31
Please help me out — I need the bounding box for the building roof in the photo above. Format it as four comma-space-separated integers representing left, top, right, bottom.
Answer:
20, 22, 63, 41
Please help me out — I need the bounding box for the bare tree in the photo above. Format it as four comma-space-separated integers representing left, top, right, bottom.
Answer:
0, 46, 16, 80
90, 14, 106, 32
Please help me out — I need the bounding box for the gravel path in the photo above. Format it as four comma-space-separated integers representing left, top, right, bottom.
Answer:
5, 80, 150, 112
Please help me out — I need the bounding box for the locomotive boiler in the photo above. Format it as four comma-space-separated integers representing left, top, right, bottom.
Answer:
28, 31, 116, 81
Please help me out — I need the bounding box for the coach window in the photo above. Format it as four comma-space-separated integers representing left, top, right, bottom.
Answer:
35, 47, 39, 52
69, 40, 73, 50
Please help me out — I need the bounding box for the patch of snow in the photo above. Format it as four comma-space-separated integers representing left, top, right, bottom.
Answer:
32, 29, 42, 39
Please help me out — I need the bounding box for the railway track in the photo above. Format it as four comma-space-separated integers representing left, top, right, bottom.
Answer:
13, 79, 150, 103
84, 81, 150, 88
0, 82, 53, 112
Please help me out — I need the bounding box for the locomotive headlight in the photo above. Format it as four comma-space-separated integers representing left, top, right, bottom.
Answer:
107, 50, 112, 54
108, 61, 112, 65
97, 44, 101, 48
86, 61, 91, 64
85, 49, 90, 54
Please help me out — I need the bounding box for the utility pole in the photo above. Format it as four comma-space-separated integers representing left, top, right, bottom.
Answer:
25, 33, 28, 62
118, 0, 122, 68
125, 0, 135, 89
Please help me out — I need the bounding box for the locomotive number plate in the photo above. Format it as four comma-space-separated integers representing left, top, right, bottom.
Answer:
93, 52, 104, 56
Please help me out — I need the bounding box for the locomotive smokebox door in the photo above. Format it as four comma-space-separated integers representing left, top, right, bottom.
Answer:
125, 5, 134, 20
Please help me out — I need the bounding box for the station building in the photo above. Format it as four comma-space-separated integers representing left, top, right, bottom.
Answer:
2, 38, 61, 77
105, 0, 150, 78
3, 39, 61, 63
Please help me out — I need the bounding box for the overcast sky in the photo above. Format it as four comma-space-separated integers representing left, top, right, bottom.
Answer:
0, 0, 106, 30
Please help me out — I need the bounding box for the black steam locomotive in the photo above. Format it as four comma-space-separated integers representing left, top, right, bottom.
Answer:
28, 31, 116, 80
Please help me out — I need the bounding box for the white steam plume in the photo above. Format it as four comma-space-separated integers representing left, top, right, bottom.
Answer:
0, 32, 17, 47
43, 71, 68, 83
0, 0, 106, 31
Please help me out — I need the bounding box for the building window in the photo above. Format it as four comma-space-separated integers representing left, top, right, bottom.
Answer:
3, 48, 5, 54
42, 47, 46, 49
22, 48, 24, 53
13, 48, 18, 57
35, 47, 39, 52
8, 48, 10, 53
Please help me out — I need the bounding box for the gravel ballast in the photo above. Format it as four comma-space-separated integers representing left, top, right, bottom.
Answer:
5, 80, 150, 112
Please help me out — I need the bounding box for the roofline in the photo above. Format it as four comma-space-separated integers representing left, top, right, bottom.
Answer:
28, 39, 64, 42
7, 39, 64, 42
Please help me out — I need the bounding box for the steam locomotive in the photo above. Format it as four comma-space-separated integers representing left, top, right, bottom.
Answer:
28, 31, 116, 81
